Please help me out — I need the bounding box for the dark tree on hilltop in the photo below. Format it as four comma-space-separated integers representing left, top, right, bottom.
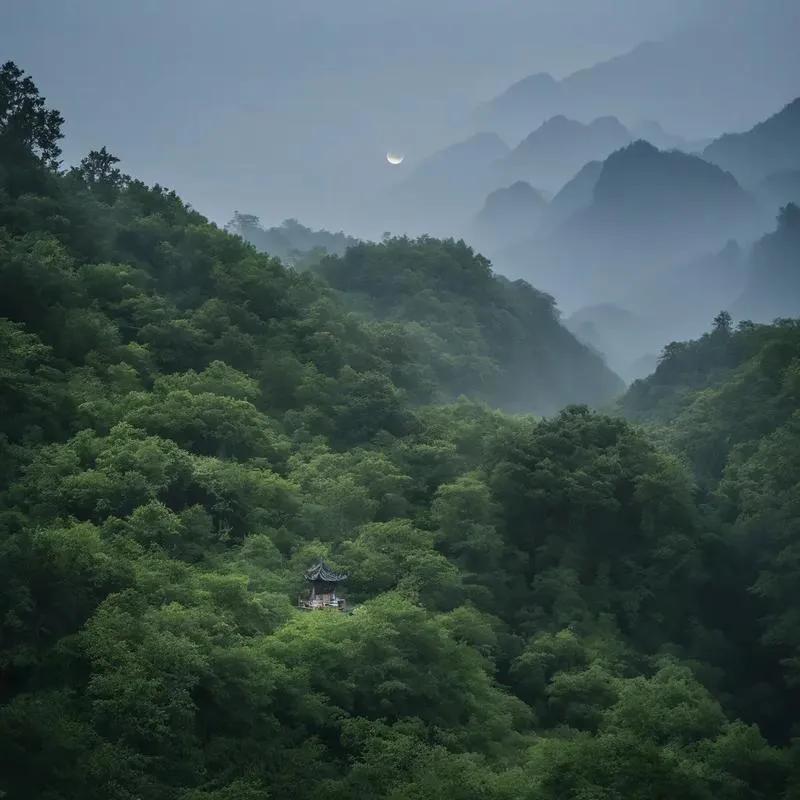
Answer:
0, 61, 64, 168
69, 146, 130, 201
712, 310, 733, 335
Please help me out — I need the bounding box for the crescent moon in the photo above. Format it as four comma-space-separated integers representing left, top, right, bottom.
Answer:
386, 152, 405, 165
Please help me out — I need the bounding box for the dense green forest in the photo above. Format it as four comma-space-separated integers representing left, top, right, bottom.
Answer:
2, 61, 800, 800
228, 205, 624, 414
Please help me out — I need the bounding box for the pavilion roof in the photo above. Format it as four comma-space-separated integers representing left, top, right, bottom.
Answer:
305, 561, 348, 583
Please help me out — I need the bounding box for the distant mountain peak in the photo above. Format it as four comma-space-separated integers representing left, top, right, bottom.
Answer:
619, 138, 658, 156
514, 115, 631, 152
594, 140, 745, 205
543, 114, 573, 126
485, 71, 559, 106
501, 115, 631, 192
477, 12, 800, 143
472, 180, 548, 250
482, 180, 548, 210
415, 131, 509, 170
590, 115, 629, 133
520, 139, 759, 311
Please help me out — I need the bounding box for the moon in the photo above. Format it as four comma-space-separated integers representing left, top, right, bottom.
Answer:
386, 152, 404, 165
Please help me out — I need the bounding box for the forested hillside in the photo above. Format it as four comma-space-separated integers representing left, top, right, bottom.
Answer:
2, 61, 800, 800
314, 236, 623, 413
621, 311, 800, 483
620, 312, 800, 741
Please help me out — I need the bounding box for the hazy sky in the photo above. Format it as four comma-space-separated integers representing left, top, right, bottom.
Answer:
0, 0, 774, 233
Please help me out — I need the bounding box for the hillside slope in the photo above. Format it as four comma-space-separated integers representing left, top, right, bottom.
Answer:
314, 236, 624, 413
619, 314, 800, 736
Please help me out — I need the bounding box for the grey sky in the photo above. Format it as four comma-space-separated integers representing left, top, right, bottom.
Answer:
0, 0, 787, 234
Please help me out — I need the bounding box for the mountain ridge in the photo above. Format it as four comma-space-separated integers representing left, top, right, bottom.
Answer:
703, 97, 800, 187
499, 114, 631, 191
478, 8, 800, 141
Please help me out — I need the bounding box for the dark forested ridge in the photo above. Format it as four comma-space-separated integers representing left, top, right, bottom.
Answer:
313, 236, 623, 414
620, 311, 800, 483
619, 313, 800, 743
3, 61, 800, 800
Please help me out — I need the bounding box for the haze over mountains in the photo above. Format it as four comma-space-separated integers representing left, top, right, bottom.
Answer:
477, 0, 800, 143
244, 50, 800, 383
371, 0, 799, 383
9, 0, 794, 383
460, 90, 800, 379
227, 214, 359, 268
271, 80, 800, 385
383, 132, 510, 237
493, 140, 758, 304
472, 181, 548, 250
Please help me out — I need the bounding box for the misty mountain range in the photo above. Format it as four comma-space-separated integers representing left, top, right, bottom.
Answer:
498, 115, 632, 192
374, 83, 800, 380
242, 80, 800, 382
229, 7, 800, 384
475, 2, 800, 142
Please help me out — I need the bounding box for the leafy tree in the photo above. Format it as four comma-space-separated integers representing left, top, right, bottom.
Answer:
713, 309, 733, 335
0, 60, 64, 168
69, 146, 129, 202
